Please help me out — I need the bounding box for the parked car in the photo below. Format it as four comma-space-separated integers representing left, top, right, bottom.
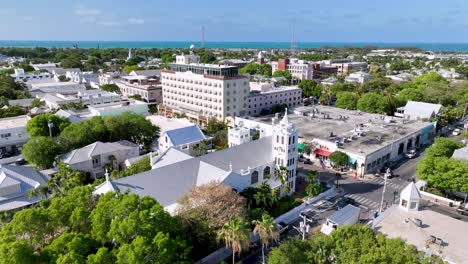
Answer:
405, 149, 417, 159
452, 128, 461, 136
304, 159, 312, 165
335, 197, 356, 209
15, 158, 27, 166
457, 203, 468, 216
298, 157, 305, 162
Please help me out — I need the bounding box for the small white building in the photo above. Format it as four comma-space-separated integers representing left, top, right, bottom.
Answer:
399, 182, 421, 211
10, 68, 51, 81
345, 71, 371, 84
0, 116, 29, 157
60, 141, 140, 178
158, 125, 209, 154
394, 101, 442, 120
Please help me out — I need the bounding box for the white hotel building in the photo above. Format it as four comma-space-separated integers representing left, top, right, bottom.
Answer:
160, 55, 250, 125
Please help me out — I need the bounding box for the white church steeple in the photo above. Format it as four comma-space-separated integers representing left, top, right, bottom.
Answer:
272, 109, 298, 194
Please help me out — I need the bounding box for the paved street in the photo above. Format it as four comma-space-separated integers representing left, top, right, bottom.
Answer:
241, 147, 463, 264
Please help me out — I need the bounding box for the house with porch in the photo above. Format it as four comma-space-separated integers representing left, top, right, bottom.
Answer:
60, 141, 139, 179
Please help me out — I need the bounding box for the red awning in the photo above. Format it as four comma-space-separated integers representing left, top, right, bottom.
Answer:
314, 148, 331, 157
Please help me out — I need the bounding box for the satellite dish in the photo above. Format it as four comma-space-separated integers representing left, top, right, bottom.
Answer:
190, 44, 195, 49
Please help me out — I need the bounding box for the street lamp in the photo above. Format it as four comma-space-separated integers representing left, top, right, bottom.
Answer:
379, 168, 391, 212
47, 120, 54, 138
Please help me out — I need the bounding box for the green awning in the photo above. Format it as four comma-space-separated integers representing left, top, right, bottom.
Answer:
298, 143, 305, 151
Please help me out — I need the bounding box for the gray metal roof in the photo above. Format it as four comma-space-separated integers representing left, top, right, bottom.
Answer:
8, 98, 34, 107
327, 204, 361, 226
200, 136, 273, 173
0, 164, 49, 211
165, 125, 207, 146
99, 136, 275, 209
404, 101, 442, 119
60, 141, 138, 164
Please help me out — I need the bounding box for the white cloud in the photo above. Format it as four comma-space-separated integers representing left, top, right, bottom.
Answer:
98, 21, 121, 27
128, 18, 145, 25
75, 7, 101, 16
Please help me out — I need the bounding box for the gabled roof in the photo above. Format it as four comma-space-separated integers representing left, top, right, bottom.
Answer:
400, 182, 421, 201
327, 204, 361, 226
0, 164, 49, 211
61, 141, 138, 164
404, 101, 442, 119
55, 109, 82, 123
165, 125, 207, 146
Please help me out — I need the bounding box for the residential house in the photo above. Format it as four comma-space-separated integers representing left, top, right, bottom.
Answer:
345, 71, 371, 84
60, 141, 140, 178
394, 101, 442, 120
0, 164, 50, 211
0, 116, 29, 158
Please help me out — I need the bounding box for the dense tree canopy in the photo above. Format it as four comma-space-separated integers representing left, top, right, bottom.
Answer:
417, 138, 468, 192
357, 92, 392, 114
298, 80, 322, 98
26, 114, 71, 138
99, 84, 120, 93
268, 225, 444, 264
0, 187, 193, 263
335, 91, 358, 110
240, 63, 272, 76
0, 75, 29, 106
22, 136, 63, 169
0, 105, 26, 118
329, 151, 350, 167
272, 70, 292, 80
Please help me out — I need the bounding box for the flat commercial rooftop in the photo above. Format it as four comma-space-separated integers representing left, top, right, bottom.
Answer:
250, 106, 432, 156
374, 207, 468, 264
0, 115, 29, 129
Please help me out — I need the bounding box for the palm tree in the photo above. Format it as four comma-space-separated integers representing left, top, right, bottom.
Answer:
274, 166, 287, 185
305, 171, 318, 184
252, 214, 279, 264
217, 217, 251, 264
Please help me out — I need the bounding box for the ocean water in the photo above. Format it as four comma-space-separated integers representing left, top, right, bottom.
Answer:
0, 40, 467, 52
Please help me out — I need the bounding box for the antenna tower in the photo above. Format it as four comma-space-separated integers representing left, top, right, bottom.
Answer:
201, 26, 206, 48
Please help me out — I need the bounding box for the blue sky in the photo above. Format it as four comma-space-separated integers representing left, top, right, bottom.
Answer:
1, 0, 467, 42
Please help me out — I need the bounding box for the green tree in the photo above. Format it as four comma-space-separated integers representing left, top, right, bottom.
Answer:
26, 113, 71, 137
305, 183, 322, 197
0, 105, 26, 118
87, 247, 115, 264
268, 225, 444, 264
46, 163, 86, 197
417, 138, 467, 192
100, 83, 120, 93
58, 116, 109, 151
252, 213, 279, 264
298, 80, 322, 98
204, 119, 228, 135
123, 65, 143, 74
111, 156, 151, 179
240, 64, 272, 76
31, 98, 45, 108
357, 92, 392, 114
22, 136, 63, 169
273, 70, 292, 80
335, 91, 358, 110
217, 217, 251, 264
396, 88, 425, 103
61, 56, 82, 69
329, 151, 349, 168
361, 77, 394, 93
104, 112, 159, 150
0, 240, 36, 264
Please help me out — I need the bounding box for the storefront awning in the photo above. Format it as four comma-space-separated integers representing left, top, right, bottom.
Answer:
314, 148, 331, 157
